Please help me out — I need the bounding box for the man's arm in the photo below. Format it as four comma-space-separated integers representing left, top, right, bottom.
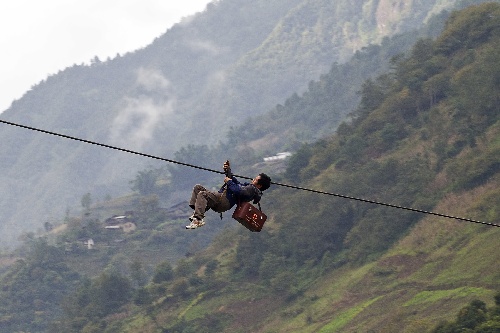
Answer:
224, 175, 241, 184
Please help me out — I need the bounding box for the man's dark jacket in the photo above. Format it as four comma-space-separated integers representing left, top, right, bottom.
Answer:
219, 176, 262, 208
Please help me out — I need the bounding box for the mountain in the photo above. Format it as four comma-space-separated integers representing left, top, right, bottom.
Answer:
70, 3, 498, 332
0, 3, 498, 332
0, 0, 495, 247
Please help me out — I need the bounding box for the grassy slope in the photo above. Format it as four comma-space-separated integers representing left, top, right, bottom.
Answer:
138, 117, 500, 332
67, 131, 499, 332
283, 118, 500, 331
115, 206, 498, 333
254, 122, 500, 333
170, 190, 499, 333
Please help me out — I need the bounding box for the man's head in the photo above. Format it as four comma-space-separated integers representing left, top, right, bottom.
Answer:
252, 173, 271, 191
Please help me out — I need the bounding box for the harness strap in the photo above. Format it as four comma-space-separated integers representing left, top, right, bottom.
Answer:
218, 188, 227, 220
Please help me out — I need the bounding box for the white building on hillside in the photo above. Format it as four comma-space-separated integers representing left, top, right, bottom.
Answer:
263, 152, 292, 162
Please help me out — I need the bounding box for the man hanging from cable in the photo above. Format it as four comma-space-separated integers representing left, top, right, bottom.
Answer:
186, 160, 272, 229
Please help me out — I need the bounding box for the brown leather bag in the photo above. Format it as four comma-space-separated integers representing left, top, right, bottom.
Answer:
232, 201, 267, 232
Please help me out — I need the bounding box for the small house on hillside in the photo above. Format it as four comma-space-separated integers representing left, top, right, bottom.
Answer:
263, 152, 292, 162
105, 214, 137, 233
84, 238, 94, 250
163, 202, 191, 219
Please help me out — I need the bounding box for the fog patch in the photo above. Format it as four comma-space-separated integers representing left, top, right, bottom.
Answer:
110, 68, 176, 150
186, 39, 226, 56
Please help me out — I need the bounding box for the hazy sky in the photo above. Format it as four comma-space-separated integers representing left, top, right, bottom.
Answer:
0, 0, 213, 113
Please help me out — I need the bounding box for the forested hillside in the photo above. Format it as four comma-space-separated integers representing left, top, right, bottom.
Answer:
0, 3, 498, 332
0, 0, 492, 247
111, 4, 500, 331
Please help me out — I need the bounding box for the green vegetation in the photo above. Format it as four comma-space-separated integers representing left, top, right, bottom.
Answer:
0, 194, 233, 332
0, 0, 492, 248
0, 239, 81, 332
0, 2, 499, 333
430, 293, 500, 333
318, 296, 383, 333
404, 288, 492, 308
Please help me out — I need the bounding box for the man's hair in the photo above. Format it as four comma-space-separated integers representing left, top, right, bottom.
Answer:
257, 173, 272, 191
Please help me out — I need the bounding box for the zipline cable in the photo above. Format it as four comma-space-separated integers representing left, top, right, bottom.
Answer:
1, 118, 499, 228
0, 119, 224, 175
270, 181, 500, 228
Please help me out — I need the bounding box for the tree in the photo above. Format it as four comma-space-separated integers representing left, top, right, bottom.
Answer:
152, 261, 174, 283
456, 300, 487, 330
285, 144, 313, 181
353, 74, 394, 120
88, 272, 132, 317
205, 259, 218, 277
431, 296, 500, 333
130, 259, 147, 287
130, 169, 158, 196
81, 193, 92, 211
168, 144, 216, 190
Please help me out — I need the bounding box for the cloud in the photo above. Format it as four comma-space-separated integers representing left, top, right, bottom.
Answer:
110, 68, 176, 150
209, 70, 228, 86
186, 39, 226, 56
136, 67, 171, 91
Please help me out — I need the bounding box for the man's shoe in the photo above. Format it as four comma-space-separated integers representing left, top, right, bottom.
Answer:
186, 218, 205, 229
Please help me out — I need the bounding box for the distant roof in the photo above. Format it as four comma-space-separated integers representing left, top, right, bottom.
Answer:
263, 152, 292, 162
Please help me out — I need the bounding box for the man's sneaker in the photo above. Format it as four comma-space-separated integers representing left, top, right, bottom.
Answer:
186, 218, 205, 229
